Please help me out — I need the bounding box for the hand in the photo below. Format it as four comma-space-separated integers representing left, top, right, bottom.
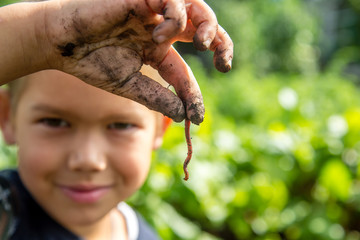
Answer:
44, 0, 233, 124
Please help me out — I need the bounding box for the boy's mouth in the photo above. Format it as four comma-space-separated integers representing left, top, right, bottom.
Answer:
58, 184, 112, 203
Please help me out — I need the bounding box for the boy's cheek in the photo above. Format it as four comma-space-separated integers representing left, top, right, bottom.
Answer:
17, 143, 60, 177
17, 150, 48, 192
114, 149, 152, 187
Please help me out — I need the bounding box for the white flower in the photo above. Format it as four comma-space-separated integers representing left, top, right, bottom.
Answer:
327, 115, 348, 138
278, 87, 298, 110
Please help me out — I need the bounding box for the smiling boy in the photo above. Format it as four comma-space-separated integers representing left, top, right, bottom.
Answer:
0, 68, 171, 239
0, 0, 233, 238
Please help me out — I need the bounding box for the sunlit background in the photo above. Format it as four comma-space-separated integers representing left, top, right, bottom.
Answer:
1, 0, 360, 239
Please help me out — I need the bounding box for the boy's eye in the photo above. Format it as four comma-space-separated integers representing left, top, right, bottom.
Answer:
107, 122, 133, 130
38, 118, 70, 128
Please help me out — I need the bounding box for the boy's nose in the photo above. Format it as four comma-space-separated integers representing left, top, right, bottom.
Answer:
67, 135, 107, 172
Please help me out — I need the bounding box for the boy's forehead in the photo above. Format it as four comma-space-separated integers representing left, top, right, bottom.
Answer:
139, 65, 168, 87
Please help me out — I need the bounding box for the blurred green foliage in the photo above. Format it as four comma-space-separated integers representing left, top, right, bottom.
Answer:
1, 0, 360, 239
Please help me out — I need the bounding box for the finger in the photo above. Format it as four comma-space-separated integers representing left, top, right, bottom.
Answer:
115, 72, 186, 122
174, 24, 234, 73
186, 0, 218, 51
156, 46, 205, 125
209, 25, 234, 72
170, 2, 233, 72
147, 0, 187, 43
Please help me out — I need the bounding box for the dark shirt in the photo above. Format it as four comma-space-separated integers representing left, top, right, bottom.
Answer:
0, 169, 159, 240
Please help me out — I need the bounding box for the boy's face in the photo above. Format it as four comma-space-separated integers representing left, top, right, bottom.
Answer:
1, 70, 165, 229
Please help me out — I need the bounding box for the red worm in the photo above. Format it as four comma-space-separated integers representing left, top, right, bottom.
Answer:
183, 119, 192, 181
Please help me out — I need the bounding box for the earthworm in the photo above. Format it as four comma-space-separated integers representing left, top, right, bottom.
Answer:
183, 119, 192, 181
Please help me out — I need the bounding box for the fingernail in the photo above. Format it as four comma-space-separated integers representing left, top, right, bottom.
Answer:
227, 59, 232, 69
203, 39, 212, 49
185, 3, 192, 9
155, 35, 167, 44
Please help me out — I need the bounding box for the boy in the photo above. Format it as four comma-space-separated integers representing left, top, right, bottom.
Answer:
0, 66, 172, 239
0, 0, 233, 238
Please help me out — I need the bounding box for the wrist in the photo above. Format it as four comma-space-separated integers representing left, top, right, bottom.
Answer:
30, 1, 56, 71
0, 2, 53, 83
38, 0, 65, 71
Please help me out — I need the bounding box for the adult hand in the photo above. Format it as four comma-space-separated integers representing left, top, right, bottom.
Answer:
43, 0, 234, 124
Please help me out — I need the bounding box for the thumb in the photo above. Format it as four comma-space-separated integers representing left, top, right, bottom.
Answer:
116, 72, 186, 122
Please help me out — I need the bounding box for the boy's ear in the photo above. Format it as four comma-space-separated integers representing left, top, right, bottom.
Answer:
153, 116, 172, 150
0, 89, 16, 145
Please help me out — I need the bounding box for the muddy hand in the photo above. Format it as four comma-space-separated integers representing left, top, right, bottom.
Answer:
45, 0, 233, 124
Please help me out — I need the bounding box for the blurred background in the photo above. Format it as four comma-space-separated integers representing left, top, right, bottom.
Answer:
1, 0, 360, 239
